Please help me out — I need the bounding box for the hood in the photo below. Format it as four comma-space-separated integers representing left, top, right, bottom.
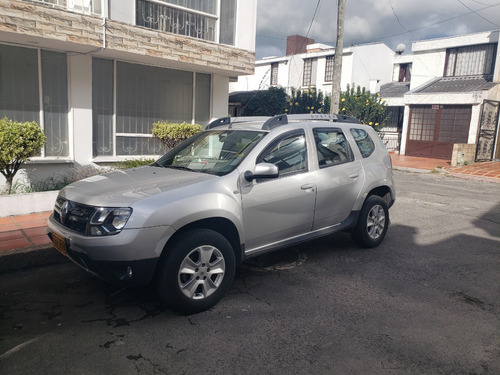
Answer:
59, 166, 216, 207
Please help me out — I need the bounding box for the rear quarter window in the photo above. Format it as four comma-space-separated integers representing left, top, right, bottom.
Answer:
350, 128, 375, 158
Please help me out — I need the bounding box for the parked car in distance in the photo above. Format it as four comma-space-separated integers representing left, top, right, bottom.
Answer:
47, 114, 395, 314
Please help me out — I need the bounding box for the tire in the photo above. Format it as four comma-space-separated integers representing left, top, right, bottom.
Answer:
351, 195, 389, 248
156, 229, 236, 315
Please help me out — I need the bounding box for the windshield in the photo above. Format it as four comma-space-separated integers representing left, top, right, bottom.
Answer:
155, 130, 267, 176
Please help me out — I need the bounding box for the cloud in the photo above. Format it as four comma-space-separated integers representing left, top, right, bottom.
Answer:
255, 0, 500, 59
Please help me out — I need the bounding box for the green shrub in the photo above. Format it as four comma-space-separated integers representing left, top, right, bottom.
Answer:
152, 121, 202, 151
339, 85, 388, 131
238, 86, 289, 116
0, 117, 46, 195
287, 87, 331, 114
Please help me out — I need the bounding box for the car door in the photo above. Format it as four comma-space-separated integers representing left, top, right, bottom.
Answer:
240, 129, 316, 254
312, 127, 364, 229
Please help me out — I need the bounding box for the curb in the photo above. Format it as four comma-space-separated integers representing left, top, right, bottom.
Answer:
0, 245, 68, 274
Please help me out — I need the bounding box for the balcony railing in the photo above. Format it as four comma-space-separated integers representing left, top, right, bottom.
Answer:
26, 0, 102, 15
136, 0, 216, 42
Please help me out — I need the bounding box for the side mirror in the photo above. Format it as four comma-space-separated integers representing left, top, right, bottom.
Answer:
244, 163, 279, 181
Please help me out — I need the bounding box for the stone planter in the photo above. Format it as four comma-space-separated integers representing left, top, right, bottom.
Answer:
0, 190, 59, 217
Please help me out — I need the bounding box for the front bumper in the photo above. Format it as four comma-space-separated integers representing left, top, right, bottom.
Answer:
47, 214, 175, 286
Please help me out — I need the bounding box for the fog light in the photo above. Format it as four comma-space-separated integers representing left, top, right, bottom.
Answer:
126, 266, 133, 278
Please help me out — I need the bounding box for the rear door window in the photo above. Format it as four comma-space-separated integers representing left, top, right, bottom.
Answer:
350, 128, 375, 158
313, 128, 353, 167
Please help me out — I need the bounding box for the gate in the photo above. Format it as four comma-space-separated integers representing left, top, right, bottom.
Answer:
476, 100, 500, 161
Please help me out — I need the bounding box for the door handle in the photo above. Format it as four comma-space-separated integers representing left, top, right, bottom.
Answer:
301, 183, 315, 190
349, 173, 359, 179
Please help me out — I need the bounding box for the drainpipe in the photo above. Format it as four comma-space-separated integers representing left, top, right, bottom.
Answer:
101, 0, 106, 49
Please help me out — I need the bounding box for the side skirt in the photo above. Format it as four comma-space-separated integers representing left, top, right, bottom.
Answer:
242, 211, 360, 260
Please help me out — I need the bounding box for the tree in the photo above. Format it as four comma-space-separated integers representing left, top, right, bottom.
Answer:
238, 86, 288, 116
287, 87, 331, 114
339, 85, 388, 131
0, 118, 46, 195
152, 121, 202, 151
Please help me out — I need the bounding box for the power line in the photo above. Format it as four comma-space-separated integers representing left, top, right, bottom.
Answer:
387, 0, 410, 32
377, 2, 500, 42
455, 0, 499, 27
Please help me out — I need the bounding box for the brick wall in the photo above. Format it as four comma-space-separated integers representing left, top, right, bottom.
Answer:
451, 143, 477, 166
0, 0, 254, 75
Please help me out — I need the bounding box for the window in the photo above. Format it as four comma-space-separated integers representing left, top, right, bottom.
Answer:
385, 106, 404, 131
444, 44, 496, 77
157, 130, 266, 176
409, 107, 436, 142
398, 63, 411, 82
0, 44, 39, 123
350, 128, 376, 158
258, 131, 307, 176
270, 63, 279, 86
325, 55, 334, 82
92, 58, 212, 157
314, 129, 352, 167
42, 51, 69, 157
0, 44, 68, 158
438, 106, 471, 143
92, 58, 114, 157
220, 0, 236, 45
303, 59, 313, 86
136, 0, 235, 45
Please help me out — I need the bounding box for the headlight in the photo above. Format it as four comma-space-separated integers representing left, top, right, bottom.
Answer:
89, 207, 132, 236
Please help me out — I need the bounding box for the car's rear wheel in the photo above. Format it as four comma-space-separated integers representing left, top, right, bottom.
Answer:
352, 195, 389, 248
156, 229, 235, 315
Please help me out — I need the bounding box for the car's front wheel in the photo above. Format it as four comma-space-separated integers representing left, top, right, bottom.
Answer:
352, 195, 389, 248
156, 229, 236, 315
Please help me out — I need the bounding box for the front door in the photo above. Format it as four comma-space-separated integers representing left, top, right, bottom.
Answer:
406, 105, 472, 159
476, 100, 500, 161
240, 130, 316, 254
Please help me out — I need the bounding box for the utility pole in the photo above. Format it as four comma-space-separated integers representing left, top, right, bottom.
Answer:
330, 0, 345, 115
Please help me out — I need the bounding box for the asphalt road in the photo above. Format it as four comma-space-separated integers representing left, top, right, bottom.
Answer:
1, 170, 499, 375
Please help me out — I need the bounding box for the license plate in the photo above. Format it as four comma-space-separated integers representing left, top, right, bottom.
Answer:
51, 232, 67, 256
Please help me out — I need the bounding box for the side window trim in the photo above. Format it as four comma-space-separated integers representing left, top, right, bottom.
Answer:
256, 129, 308, 178
313, 127, 354, 168
350, 128, 376, 158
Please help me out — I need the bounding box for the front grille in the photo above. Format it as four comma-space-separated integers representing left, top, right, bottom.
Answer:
54, 197, 96, 235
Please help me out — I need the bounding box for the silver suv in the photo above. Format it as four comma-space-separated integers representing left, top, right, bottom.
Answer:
48, 114, 395, 314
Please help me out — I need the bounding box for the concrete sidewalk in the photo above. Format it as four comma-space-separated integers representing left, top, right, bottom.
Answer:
1, 156, 499, 271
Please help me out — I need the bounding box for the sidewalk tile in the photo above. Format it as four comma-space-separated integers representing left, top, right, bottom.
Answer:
0, 238, 31, 252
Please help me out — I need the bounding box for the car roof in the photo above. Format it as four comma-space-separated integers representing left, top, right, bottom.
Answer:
205, 114, 362, 132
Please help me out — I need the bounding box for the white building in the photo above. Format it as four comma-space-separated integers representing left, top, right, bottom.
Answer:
230, 36, 395, 97
0, 0, 257, 188
381, 30, 500, 162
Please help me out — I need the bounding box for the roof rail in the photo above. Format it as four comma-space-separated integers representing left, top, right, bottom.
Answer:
206, 117, 231, 129
262, 113, 361, 130
206, 116, 273, 129
284, 114, 361, 124
207, 113, 361, 130
262, 114, 288, 130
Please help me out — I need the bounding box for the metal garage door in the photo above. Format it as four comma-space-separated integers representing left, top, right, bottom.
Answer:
406, 105, 471, 159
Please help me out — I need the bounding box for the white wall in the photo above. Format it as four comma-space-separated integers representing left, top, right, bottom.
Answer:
410, 50, 447, 89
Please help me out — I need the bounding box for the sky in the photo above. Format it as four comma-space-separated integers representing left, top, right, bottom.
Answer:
255, 0, 500, 59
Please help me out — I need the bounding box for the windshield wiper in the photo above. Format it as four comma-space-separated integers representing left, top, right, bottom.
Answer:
164, 165, 196, 172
